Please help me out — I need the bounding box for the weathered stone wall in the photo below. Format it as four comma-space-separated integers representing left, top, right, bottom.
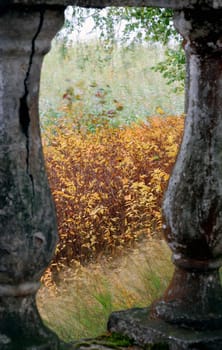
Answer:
1, 0, 222, 349
0, 6, 64, 349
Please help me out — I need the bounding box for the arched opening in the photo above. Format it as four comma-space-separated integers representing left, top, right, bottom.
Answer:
37, 7, 184, 340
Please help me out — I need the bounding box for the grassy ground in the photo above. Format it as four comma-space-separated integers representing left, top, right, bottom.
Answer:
37, 239, 173, 342
40, 41, 184, 129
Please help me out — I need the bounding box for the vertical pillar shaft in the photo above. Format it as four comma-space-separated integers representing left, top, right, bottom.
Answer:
151, 9, 222, 329
0, 6, 64, 349
108, 7, 222, 349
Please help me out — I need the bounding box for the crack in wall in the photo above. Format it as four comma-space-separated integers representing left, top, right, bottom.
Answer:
19, 9, 45, 202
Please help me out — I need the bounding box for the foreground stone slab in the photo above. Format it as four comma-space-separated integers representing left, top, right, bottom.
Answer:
108, 308, 222, 350
60, 337, 143, 350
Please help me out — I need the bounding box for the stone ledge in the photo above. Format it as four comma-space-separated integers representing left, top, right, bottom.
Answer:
107, 307, 222, 350
60, 338, 143, 350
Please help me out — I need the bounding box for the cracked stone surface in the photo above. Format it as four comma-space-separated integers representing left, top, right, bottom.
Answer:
1, 0, 222, 349
0, 6, 64, 349
108, 308, 222, 350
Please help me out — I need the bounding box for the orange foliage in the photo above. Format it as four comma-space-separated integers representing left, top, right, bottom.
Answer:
43, 116, 184, 276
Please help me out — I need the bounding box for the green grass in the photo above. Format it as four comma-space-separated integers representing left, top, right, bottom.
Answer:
40, 41, 184, 130
37, 239, 173, 342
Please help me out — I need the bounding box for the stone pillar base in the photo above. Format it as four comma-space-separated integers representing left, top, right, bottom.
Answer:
108, 308, 222, 350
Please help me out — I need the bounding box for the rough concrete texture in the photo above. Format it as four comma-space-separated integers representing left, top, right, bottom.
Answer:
1, 0, 222, 9
150, 7, 222, 329
0, 7, 64, 349
1, 1, 222, 350
60, 338, 157, 350
61, 341, 136, 350
108, 308, 222, 350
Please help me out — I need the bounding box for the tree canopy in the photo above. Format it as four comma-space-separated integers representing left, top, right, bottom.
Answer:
63, 6, 185, 92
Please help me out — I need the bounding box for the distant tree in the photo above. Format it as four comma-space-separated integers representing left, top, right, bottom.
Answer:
63, 6, 185, 92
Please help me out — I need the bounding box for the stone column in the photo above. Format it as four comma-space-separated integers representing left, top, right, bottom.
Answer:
0, 6, 64, 349
151, 8, 222, 329
108, 8, 222, 349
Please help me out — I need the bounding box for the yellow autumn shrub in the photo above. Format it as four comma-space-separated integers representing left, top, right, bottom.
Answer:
43, 116, 184, 277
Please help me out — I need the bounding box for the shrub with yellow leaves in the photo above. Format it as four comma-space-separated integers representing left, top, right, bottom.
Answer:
43, 116, 184, 279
